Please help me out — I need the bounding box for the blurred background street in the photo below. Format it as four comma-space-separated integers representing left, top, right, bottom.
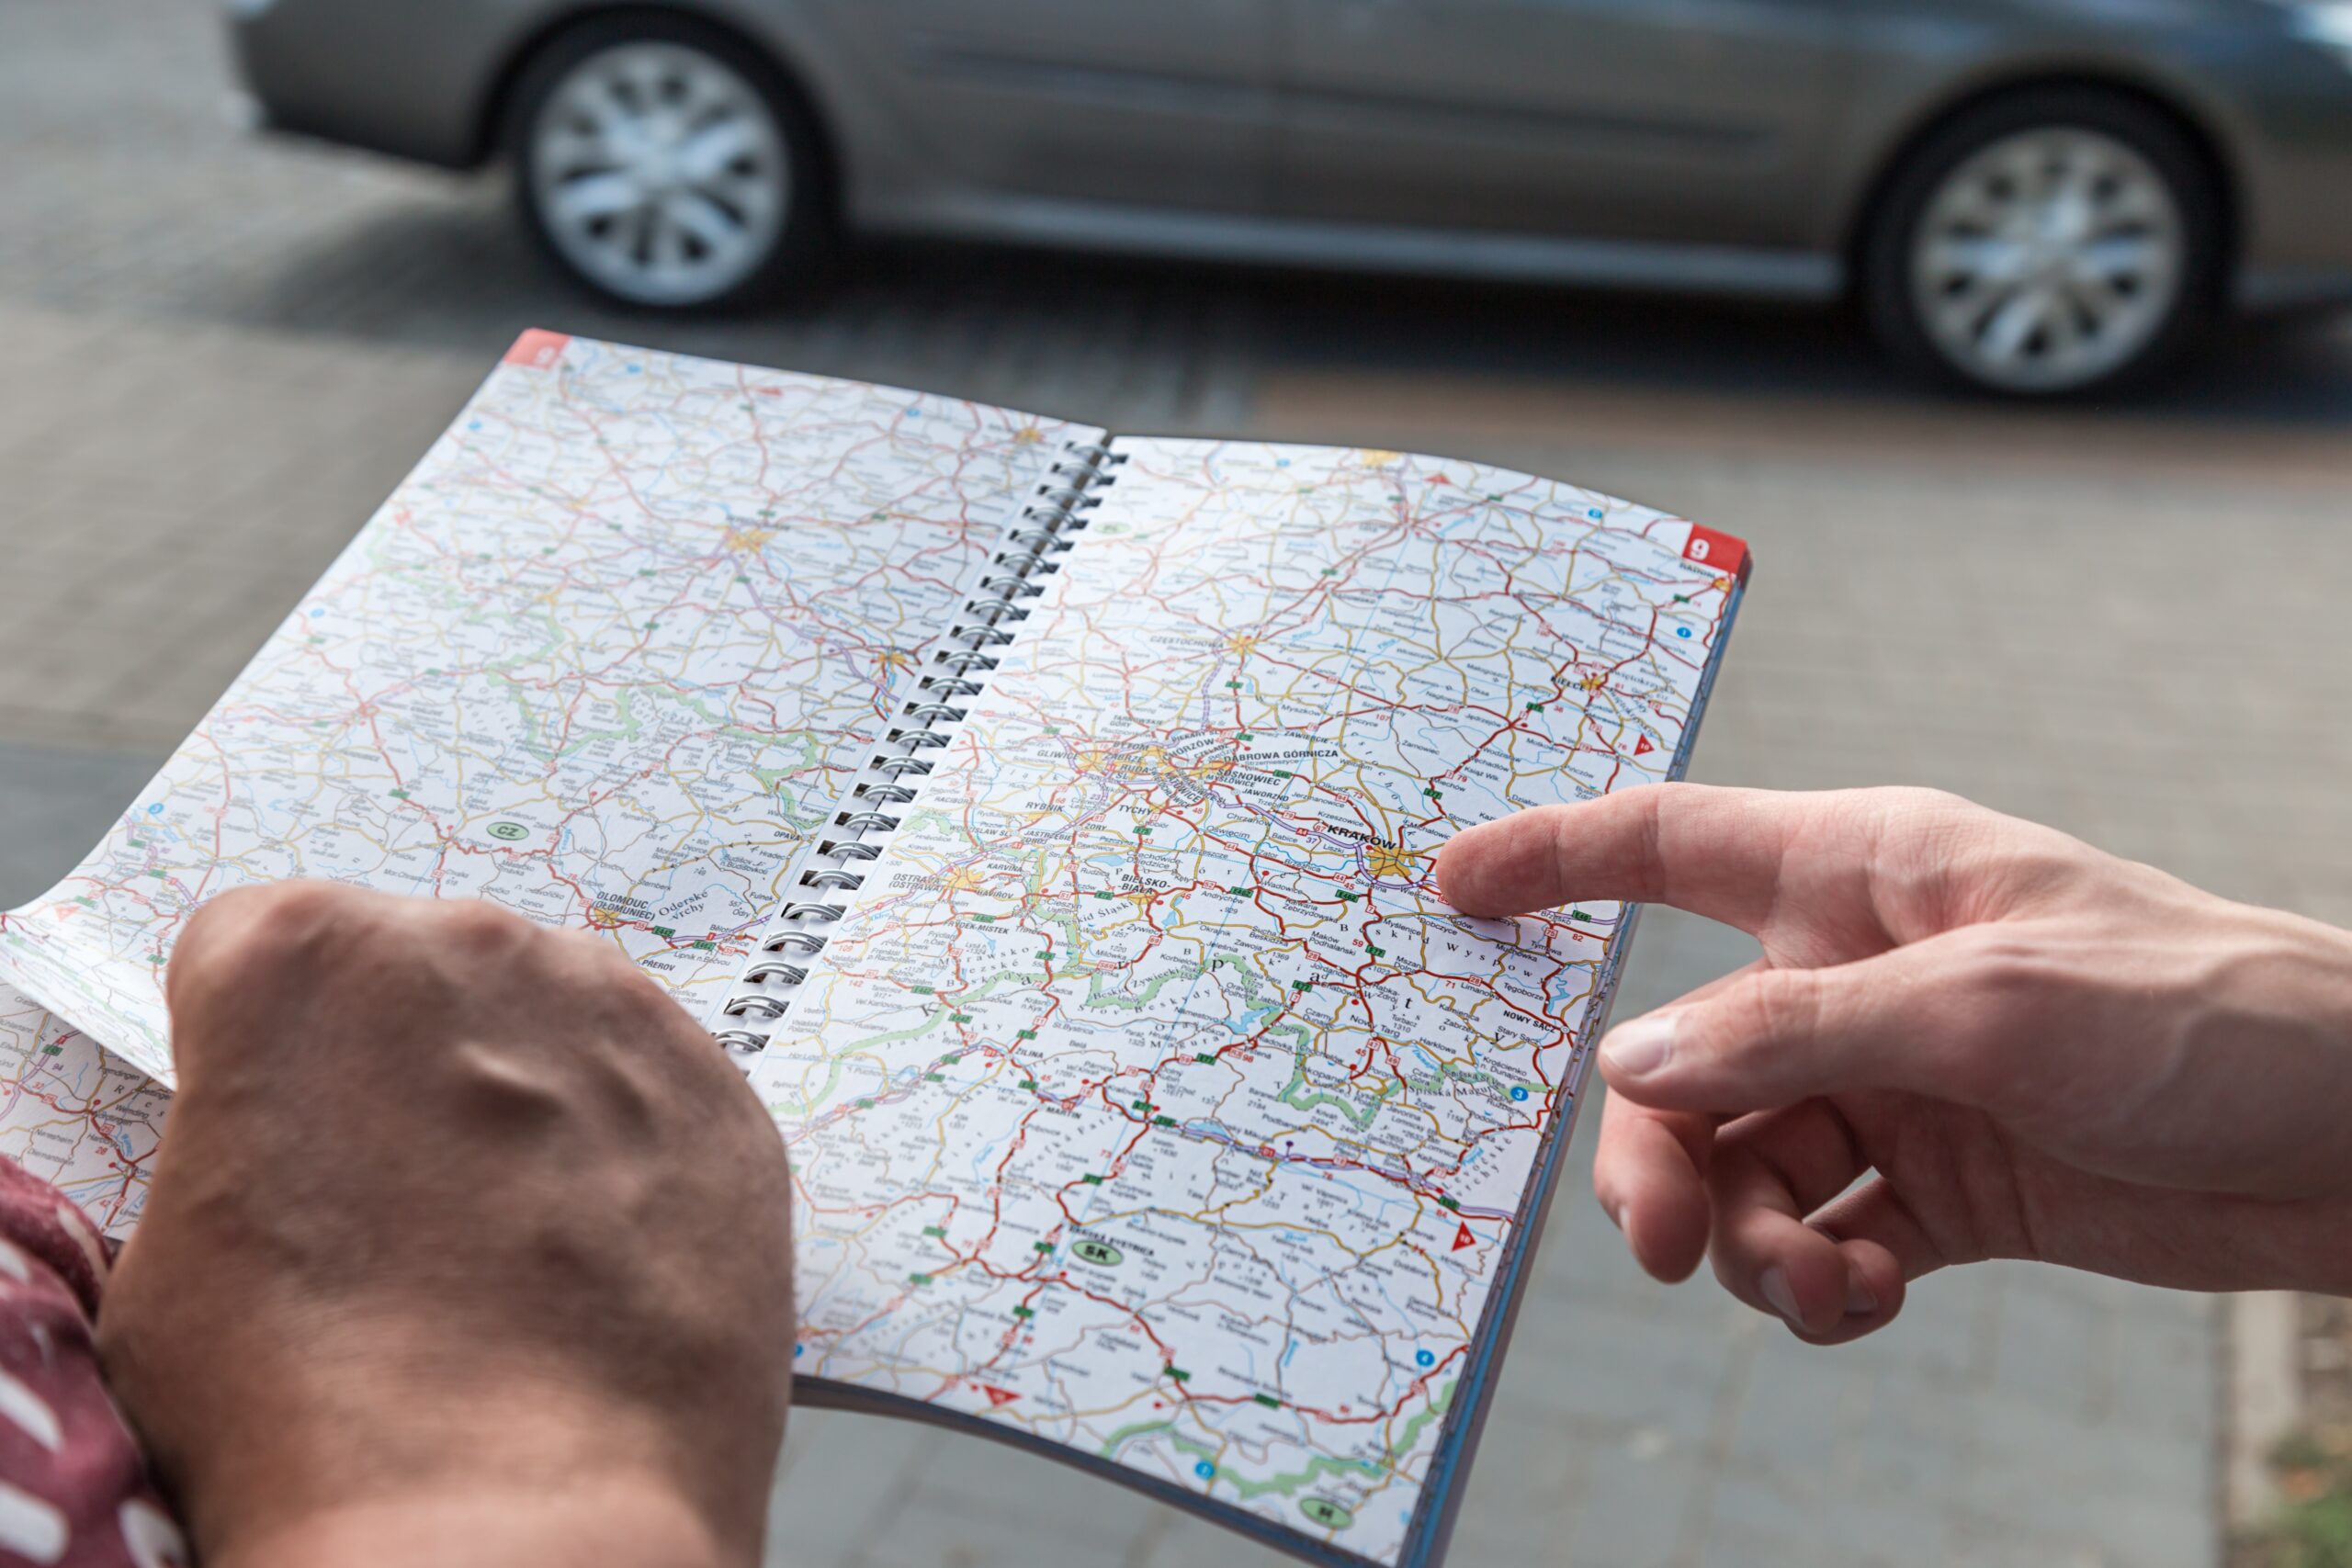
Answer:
7, 2, 2352, 1565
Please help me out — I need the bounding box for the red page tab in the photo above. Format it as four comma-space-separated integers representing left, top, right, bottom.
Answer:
503, 329, 571, 370
1680, 523, 1747, 577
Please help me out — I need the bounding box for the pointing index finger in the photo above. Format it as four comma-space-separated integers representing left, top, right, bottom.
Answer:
1436, 784, 1804, 931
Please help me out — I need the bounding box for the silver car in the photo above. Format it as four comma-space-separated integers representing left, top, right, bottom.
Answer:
225, 0, 2352, 395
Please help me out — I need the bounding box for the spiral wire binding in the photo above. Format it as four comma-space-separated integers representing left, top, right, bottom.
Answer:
711, 440, 1125, 1059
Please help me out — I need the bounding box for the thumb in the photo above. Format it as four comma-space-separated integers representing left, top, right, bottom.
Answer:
1594, 935, 2020, 1117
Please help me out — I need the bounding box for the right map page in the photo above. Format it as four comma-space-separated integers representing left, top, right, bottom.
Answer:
754, 440, 1746, 1567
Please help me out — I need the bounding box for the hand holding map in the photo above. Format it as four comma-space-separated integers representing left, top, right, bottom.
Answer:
100, 880, 793, 1568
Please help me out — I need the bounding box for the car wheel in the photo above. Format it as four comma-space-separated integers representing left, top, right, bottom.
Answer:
1861, 89, 2222, 396
509, 18, 831, 310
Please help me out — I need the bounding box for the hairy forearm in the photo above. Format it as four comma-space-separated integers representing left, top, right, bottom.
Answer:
123, 1347, 769, 1568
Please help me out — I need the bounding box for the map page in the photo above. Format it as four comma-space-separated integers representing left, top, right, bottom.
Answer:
0, 985, 165, 1237
752, 439, 1746, 1567
0, 333, 1095, 1083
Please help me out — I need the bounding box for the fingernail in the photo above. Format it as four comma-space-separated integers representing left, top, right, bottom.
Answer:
1599, 1012, 1676, 1077
1759, 1267, 1803, 1329
1845, 1273, 1880, 1316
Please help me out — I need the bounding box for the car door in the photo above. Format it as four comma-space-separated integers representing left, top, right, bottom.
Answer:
813, 0, 1281, 215
1274, 0, 1844, 248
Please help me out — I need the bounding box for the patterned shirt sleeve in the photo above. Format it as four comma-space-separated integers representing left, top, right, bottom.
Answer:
0, 1160, 187, 1567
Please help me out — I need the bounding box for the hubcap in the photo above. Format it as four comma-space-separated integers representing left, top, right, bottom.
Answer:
1909, 128, 2184, 392
528, 42, 789, 307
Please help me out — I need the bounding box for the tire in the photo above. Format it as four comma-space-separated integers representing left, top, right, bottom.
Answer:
1860, 87, 2224, 397
506, 14, 834, 310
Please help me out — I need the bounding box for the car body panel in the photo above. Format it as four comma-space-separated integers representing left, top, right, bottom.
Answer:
803, 0, 1281, 215
224, 0, 2352, 310
228, 0, 546, 165
854, 192, 1846, 296
1272, 0, 1847, 250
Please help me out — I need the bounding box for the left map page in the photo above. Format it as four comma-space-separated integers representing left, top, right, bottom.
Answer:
0, 987, 165, 1235
0, 332, 1096, 1085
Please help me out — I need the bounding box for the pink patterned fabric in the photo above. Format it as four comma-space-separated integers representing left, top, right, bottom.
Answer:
0, 1162, 185, 1567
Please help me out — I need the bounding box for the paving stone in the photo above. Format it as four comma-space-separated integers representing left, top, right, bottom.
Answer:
1843, 1361, 1977, 1506
768, 1410, 940, 1568
1722, 1337, 1871, 1488
1128, 1508, 1306, 1568
1555, 1443, 1712, 1568
0, 739, 164, 906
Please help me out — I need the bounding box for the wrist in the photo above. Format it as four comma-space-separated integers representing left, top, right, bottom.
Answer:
210, 1477, 736, 1568
141, 1346, 770, 1568
2169, 898, 2352, 1201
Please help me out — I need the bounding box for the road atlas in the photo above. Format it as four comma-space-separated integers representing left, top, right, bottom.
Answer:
0, 332, 1748, 1568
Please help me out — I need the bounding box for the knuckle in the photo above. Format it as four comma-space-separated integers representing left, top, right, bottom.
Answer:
570, 928, 660, 991
182, 881, 356, 979
570, 942, 681, 1033
1919, 930, 2047, 1100
431, 896, 537, 952
1736, 967, 1823, 1051
1952, 926, 2048, 987
1947, 931, 2054, 1039
441, 1039, 572, 1131
1857, 785, 1981, 828
1869, 789, 1991, 868
1849, 788, 2099, 924
1940, 818, 2098, 894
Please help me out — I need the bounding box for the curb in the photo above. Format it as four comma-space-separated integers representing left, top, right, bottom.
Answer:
2227, 1292, 2304, 1529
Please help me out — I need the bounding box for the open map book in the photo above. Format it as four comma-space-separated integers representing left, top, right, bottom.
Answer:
0, 331, 1747, 1568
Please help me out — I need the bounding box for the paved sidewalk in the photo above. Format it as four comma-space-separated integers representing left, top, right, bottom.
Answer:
9, 1, 2352, 1563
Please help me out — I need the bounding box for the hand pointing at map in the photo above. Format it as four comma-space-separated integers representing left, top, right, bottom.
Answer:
1438, 785, 2352, 1344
